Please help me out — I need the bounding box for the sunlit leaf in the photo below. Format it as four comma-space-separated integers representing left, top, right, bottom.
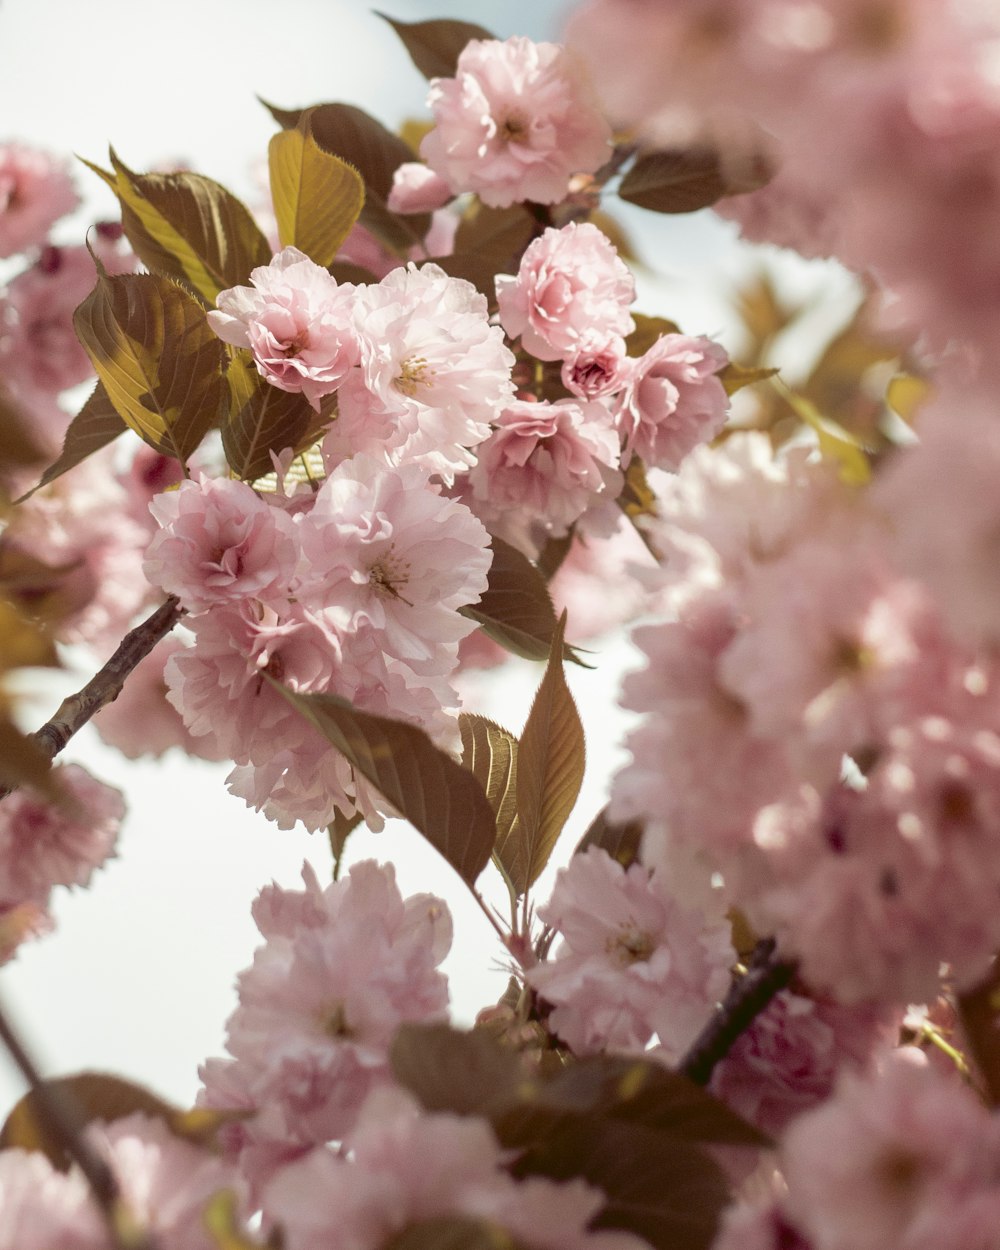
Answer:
716, 362, 778, 397
781, 387, 871, 485
73, 268, 225, 464
460, 537, 584, 665
459, 714, 520, 894
618, 458, 658, 521
387, 1217, 524, 1250
222, 354, 328, 481
0, 718, 56, 795
377, 13, 496, 80
625, 313, 680, 358
515, 614, 585, 891
574, 806, 642, 869
17, 382, 126, 501
268, 112, 365, 267
82, 151, 272, 306
0, 594, 58, 669
270, 684, 495, 884
263, 100, 431, 254
204, 1190, 265, 1250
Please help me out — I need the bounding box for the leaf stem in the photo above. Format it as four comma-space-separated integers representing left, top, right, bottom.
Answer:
678, 938, 796, 1086
0, 596, 183, 802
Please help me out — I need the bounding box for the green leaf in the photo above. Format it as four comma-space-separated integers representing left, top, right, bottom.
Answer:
390, 1023, 525, 1118
82, 152, 272, 305
625, 313, 680, 358
263, 100, 431, 254
269, 685, 496, 885
73, 268, 225, 464
618, 458, 658, 521
459, 714, 520, 895
575, 806, 643, 870
460, 537, 584, 665
513, 1118, 730, 1250
222, 354, 328, 481
15, 383, 126, 502
268, 111, 365, 267
428, 206, 536, 307
619, 146, 769, 215
716, 361, 779, 397
514, 613, 585, 891
377, 13, 496, 80
780, 387, 871, 485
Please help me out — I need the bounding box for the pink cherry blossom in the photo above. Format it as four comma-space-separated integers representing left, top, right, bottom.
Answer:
208, 246, 359, 410
420, 37, 612, 208
0, 143, 79, 258
468, 397, 622, 557
322, 264, 514, 482
526, 846, 733, 1058
144, 475, 299, 613
561, 333, 631, 400
614, 333, 730, 471
0, 246, 98, 395
387, 162, 452, 214
496, 222, 635, 363
264, 1086, 649, 1250
0, 763, 123, 912
0, 1148, 105, 1250
199, 862, 452, 1180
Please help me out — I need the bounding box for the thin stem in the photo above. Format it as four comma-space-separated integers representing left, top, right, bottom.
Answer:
471, 888, 510, 945
678, 938, 796, 1086
0, 596, 183, 802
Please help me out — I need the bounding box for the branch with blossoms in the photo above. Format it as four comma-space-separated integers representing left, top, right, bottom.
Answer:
5, 6, 1000, 1250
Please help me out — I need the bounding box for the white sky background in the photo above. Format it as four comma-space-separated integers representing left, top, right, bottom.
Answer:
0, 0, 856, 1114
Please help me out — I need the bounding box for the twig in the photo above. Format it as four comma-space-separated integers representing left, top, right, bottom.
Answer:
0, 596, 183, 802
678, 938, 796, 1086
0, 996, 156, 1249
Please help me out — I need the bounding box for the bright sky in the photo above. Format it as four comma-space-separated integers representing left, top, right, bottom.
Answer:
0, 0, 852, 1116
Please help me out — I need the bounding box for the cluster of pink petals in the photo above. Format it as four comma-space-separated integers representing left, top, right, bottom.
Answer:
0, 1112, 251, 1250
0, 761, 122, 964
387, 161, 452, 215
611, 432, 1000, 1005
323, 263, 515, 483
264, 1085, 649, 1250
526, 846, 733, 1059
468, 397, 622, 556
147, 456, 489, 829
719, 1053, 1000, 1250
199, 861, 452, 1188
420, 36, 612, 209
497, 223, 634, 364
209, 247, 359, 410
710, 988, 901, 1137
0, 142, 79, 258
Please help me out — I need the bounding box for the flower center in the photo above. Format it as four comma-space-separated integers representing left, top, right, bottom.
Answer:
321, 1003, 354, 1039
368, 546, 414, 606
394, 355, 433, 397
607, 925, 655, 966
500, 111, 529, 142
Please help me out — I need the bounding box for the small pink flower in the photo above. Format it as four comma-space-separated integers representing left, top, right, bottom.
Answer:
614, 333, 729, 470
387, 162, 452, 214
144, 476, 299, 613
496, 222, 634, 362
0, 143, 79, 258
208, 246, 360, 411
561, 333, 630, 400
420, 36, 612, 208
468, 397, 622, 556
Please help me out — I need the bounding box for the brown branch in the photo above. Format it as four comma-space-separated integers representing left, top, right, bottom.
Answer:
0, 595, 182, 802
0, 997, 157, 1250
678, 938, 796, 1086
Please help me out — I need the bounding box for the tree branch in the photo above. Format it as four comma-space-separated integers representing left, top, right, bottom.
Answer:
0, 595, 183, 802
0, 996, 157, 1250
678, 938, 796, 1086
